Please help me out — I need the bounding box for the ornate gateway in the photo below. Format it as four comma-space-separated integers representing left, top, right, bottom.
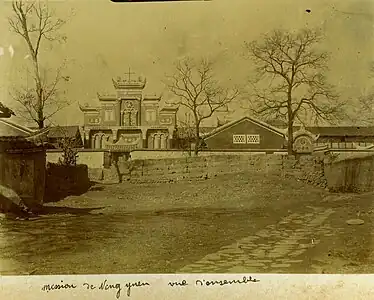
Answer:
293, 135, 313, 153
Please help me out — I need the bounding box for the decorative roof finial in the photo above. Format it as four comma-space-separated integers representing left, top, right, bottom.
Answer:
126, 67, 135, 82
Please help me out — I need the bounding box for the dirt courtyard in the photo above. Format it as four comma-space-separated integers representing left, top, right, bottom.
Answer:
1, 171, 373, 275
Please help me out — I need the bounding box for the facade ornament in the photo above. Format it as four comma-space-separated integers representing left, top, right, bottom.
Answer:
293, 126, 319, 142
292, 125, 319, 154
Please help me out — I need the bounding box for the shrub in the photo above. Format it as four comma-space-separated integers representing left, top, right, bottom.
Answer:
58, 137, 78, 166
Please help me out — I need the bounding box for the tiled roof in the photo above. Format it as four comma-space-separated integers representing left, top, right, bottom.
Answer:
266, 119, 288, 128
306, 126, 374, 137
0, 102, 15, 118
46, 126, 80, 138
250, 122, 374, 137
25, 126, 81, 144
175, 127, 216, 138
0, 136, 45, 151
0, 118, 35, 137
0, 136, 27, 141
203, 116, 286, 140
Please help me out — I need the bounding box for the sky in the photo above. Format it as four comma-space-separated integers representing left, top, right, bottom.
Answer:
0, 0, 374, 127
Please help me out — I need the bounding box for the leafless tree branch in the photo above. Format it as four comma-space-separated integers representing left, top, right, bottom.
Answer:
165, 57, 240, 155
243, 28, 345, 154
8, 0, 70, 128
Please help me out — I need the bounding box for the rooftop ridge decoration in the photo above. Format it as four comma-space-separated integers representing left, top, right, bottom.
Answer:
79, 103, 100, 112
97, 92, 117, 99
112, 67, 146, 90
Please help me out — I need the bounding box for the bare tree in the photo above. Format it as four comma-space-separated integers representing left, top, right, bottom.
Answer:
354, 93, 374, 125
8, 0, 71, 129
244, 28, 345, 154
165, 57, 239, 155
353, 63, 374, 125
175, 112, 198, 156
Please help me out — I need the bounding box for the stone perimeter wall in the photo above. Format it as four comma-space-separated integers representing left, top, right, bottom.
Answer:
130, 149, 287, 160
45, 149, 328, 188
324, 153, 374, 193
115, 154, 327, 187
46, 149, 105, 169
45, 147, 374, 193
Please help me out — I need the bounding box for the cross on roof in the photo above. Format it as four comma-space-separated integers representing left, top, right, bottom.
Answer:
126, 67, 135, 81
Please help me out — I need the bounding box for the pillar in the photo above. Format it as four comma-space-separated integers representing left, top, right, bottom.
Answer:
160, 134, 167, 149
102, 135, 107, 148
84, 131, 90, 148
141, 129, 147, 148
154, 134, 160, 149
148, 135, 154, 149
99, 134, 105, 149
167, 128, 174, 149
112, 129, 118, 142
116, 100, 121, 126
91, 136, 95, 149
130, 111, 138, 126
94, 134, 101, 149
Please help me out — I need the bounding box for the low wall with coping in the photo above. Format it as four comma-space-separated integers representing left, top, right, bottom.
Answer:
325, 152, 374, 193
46, 149, 108, 182
46, 149, 107, 169
129, 149, 288, 160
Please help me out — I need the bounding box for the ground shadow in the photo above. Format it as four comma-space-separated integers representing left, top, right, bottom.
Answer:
44, 180, 98, 203
32, 205, 106, 216
88, 185, 105, 192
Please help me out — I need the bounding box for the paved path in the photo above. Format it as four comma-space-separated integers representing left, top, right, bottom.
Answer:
178, 206, 336, 273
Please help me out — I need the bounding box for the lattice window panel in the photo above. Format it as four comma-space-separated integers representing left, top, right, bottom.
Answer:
246, 134, 260, 144
233, 134, 246, 144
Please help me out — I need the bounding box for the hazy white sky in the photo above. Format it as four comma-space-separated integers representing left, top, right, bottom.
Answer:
0, 0, 374, 126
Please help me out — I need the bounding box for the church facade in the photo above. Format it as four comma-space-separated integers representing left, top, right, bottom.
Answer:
80, 71, 178, 152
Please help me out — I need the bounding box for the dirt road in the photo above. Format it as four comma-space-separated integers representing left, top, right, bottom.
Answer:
0, 172, 372, 275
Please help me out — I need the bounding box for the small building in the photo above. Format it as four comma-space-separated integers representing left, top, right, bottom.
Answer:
0, 118, 46, 210
289, 126, 374, 150
239, 119, 374, 151
307, 126, 374, 148
202, 116, 286, 150
46, 126, 83, 148
28, 125, 83, 149
79, 70, 178, 152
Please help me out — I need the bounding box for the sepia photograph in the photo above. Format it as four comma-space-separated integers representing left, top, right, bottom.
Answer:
0, 0, 374, 278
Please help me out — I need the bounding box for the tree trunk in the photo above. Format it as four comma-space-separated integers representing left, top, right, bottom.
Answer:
37, 119, 44, 129
32, 55, 44, 129
194, 125, 200, 156
287, 88, 294, 155
287, 121, 294, 155
37, 100, 44, 129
